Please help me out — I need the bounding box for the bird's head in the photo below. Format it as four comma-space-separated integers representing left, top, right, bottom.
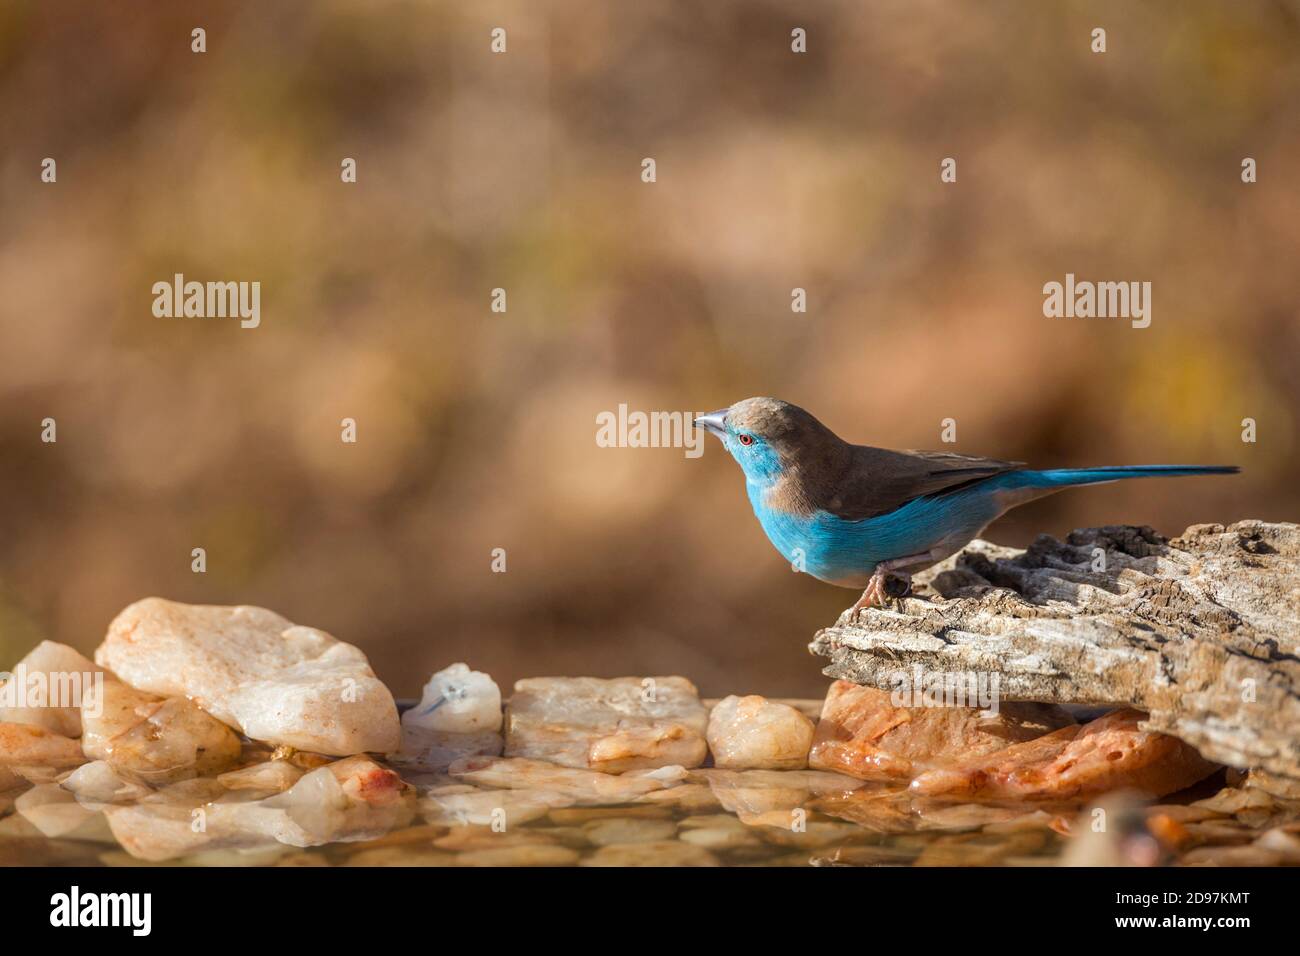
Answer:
694, 397, 840, 482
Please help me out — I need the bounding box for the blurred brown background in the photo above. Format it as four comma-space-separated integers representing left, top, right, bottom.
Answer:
1, 1, 1296, 699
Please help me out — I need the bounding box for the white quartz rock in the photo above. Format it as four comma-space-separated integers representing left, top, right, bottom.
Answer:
94, 597, 400, 755
244, 756, 413, 847
0, 641, 105, 737
217, 760, 305, 793
218, 756, 415, 848
397, 663, 503, 771
59, 760, 152, 807
81, 680, 242, 783
505, 676, 709, 772
16, 784, 116, 842
104, 801, 285, 861
406, 663, 502, 734
321, 755, 413, 811
706, 695, 816, 770
261, 766, 355, 844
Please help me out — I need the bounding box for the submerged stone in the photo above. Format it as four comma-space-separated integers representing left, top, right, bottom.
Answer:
449, 755, 687, 804
910, 709, 1219, 800
419, 784, 572, 827
81, 680, 241, 783
581, 841, 720, 867
581, 817, 677, 846
505, 676, 708, 772
16, 784, 116, 841
217, 760, 305, 794
103, 755, 413, 861
454, 844, 580, 867
59, 760, 152, 807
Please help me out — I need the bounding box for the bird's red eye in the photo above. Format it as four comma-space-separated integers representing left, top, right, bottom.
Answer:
738, 434, 754, 446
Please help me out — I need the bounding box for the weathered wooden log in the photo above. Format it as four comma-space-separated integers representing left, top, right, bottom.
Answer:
809, 521, 1300, 781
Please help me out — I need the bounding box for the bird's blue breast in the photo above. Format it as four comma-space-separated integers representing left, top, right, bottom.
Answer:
746, 475, 1006, 587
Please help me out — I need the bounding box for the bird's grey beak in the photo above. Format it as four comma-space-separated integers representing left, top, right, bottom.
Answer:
694, 409, 728, 437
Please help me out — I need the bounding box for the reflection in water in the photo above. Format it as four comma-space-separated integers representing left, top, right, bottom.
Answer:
4, 735, 1297, 867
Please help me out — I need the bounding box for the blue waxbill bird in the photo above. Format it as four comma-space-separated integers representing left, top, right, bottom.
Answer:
695, 397, 1238, 615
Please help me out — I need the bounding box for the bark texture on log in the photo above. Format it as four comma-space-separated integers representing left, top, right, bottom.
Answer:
809, 521, 1300, 781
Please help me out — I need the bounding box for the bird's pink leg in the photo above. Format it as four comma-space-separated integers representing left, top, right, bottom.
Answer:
849, 576, 887, 616
850, 551, 939, 619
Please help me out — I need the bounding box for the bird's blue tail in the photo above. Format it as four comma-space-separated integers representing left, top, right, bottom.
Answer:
1011, 465, 1239, 489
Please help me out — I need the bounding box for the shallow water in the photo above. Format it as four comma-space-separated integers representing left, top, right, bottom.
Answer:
5, 756, 1296, 867
5, 696, 1298, 868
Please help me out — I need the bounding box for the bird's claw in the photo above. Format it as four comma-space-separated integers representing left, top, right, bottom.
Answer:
850, 574, 886, 620
849, 572, 912, 620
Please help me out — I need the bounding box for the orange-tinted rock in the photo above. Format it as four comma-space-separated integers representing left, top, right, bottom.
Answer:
807, 680, 1074, 780
326, 755, 409, 808
910, 709, 1218, 801
0, 722, 86, 769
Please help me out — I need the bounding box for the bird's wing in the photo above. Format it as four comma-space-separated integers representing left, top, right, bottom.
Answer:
818, 446, 1025, 521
